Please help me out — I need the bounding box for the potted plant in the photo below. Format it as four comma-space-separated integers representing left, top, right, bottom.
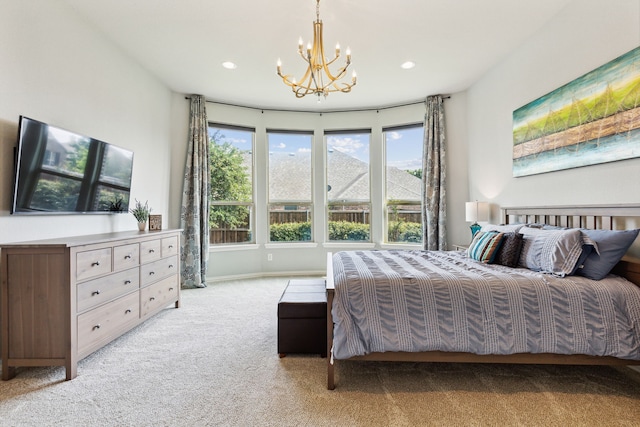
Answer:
130, 199, 152, 231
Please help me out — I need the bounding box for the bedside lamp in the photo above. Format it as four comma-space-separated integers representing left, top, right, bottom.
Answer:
465, 201, 489, 238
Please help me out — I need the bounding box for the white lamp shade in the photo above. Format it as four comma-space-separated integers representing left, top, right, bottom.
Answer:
465, 201, 489, 223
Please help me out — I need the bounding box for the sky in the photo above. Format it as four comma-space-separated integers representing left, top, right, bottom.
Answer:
210, 125, 424, 171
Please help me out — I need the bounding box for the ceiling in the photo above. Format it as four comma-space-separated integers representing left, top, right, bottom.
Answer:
59, 0, 573, 112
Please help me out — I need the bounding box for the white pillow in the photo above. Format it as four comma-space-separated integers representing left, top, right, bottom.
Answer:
481, 223, 524, 233
518, 227, 584, 277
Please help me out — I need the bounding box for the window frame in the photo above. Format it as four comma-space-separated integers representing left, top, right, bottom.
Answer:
208, 122, 256, 246
382, 123, 425, 245
267, 129, 315, 243
325, 129, 372, 243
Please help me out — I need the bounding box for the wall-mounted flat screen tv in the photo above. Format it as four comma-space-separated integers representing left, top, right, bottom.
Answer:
11, 116, 134, 214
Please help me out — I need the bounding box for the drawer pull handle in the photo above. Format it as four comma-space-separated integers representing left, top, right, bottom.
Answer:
169, 287, 174, 291
124, 254, 132, 259
125, 309, 132, 314
169, 265, 174, 269
149, 249, 155, 253
169, 245, 174, 249
149, 271, 155, 276
124, 280, 132, 285
91, 261, 100, 267
93, 324, 101, 330
92, 290, 101, 296
150, 297, 156, 301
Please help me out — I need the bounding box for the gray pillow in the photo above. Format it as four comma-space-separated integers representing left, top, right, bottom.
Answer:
575, 229, 639, 280
518, 227, 584, 277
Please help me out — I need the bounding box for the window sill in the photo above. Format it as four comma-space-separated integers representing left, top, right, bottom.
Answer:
264, 242, 318, 249
323, 242, 376, 249
209, 243, 260, 252
379, 243, 423, 250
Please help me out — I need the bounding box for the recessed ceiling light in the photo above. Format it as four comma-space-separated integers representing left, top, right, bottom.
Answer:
222, 61, 237, 70
401, 61, 416, 70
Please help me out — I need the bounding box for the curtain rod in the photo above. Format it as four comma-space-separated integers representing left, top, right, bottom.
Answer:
184, 95, 450, 114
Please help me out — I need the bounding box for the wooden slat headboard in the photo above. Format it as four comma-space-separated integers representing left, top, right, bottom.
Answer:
501, 204, 640, 286
501, 204, 640, 230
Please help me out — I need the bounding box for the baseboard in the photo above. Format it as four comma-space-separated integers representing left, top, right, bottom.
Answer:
206, 270, 326, 284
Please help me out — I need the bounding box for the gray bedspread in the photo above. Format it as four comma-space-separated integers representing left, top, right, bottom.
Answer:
331, 250, 640, 360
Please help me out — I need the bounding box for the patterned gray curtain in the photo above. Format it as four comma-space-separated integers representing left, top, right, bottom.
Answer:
180, 95, 210, 288
422, 95, 447, 250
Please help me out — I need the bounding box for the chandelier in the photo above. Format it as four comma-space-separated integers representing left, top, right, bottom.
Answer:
276, 0, 356, 100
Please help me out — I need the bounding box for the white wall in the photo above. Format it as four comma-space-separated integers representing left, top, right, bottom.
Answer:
467, 0, 640, 222
0, 0, 172, 243
168, 97, 469, 280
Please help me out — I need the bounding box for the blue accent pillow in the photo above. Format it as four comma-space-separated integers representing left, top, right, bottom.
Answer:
575, 229, 639, 280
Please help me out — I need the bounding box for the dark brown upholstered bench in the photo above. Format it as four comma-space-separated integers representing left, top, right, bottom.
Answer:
278, 279, 327, 358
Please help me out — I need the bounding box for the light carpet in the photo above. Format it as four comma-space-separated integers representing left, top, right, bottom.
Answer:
1, 276, 640, 427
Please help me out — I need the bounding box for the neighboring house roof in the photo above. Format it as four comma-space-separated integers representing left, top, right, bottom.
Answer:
267, 149, 421, 202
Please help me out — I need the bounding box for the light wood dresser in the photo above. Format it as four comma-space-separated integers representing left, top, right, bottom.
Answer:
1, 229, 181, 380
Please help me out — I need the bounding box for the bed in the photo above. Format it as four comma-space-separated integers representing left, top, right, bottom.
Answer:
325, 205, 640, 389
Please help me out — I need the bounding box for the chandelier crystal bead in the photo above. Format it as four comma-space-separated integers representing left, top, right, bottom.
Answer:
276, 0, 356, 100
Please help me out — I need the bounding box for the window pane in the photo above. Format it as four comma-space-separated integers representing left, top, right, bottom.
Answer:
328, 203, 370, 241
209, 125, 254, 244
385, 126, 424, 243
268, 133, 312, 202
327, 133, 370, 202
209, 127, 253, 202
387, 203, 422, 243
210, 204, 252, 244
269, 204, 312, 242
327, 132, 371, 241
268, 132, 313, 242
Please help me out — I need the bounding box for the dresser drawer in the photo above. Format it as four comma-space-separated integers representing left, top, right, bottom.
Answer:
113, 243, 140, 271
77, 267, 140, 313
140, 239, 162, 264
77, 292, 139, 357
140, 255, 178, 287
162, 236, 179, 257
76, 248, 112, 281
140, 275, 179, 317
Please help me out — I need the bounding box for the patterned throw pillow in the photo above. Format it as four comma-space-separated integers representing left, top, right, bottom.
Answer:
467, 231, 505, 263
493, 232, 524, 268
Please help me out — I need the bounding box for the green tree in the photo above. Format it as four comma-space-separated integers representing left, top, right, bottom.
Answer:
209, 131, 252, 230
406, 169, 422, 179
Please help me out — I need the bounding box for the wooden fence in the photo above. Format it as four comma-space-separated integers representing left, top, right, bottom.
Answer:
211, 210, 421, 243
